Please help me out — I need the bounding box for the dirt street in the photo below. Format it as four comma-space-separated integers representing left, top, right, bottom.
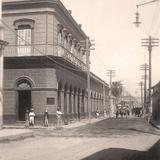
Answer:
0, 118, 159, 160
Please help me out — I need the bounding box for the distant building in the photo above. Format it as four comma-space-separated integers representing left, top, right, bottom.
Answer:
2, 0, 109, 124
152, 82, 160, 121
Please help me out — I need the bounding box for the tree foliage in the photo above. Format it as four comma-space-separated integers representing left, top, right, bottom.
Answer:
111, 81, 122, 98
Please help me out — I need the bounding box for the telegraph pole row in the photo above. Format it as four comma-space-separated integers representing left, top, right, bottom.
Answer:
141, 36, 159, 113
140, 63, 149, 113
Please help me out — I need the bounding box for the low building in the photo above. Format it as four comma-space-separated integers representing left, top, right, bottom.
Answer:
2, 0, 109, 124
152, 82, 160, 121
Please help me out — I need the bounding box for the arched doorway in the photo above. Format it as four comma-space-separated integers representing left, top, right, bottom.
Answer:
17, 79, 32, 121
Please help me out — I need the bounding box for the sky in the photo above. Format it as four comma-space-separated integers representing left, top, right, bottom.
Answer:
61, 0, 160, 96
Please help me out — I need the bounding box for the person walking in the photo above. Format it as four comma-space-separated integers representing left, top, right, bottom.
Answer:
104, 109, 107, 119
44, 109, 49, 127
96, 109, 100, 118
29, 108, 35, 127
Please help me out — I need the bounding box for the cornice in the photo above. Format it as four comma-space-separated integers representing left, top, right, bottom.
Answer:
2, 0, 87, 39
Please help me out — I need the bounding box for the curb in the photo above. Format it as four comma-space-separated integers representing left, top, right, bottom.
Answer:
0, 130, 34, 143
3, 118, 106, 130
149, 120, 160, 130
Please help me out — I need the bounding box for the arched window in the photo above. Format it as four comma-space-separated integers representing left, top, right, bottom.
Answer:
17, 79, 32, 90
14, 19, 35, 56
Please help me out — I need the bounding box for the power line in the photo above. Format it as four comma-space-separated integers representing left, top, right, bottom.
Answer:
149, 0, 160, 35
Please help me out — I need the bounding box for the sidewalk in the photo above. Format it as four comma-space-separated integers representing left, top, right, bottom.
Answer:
0, 128, 34, 142
0, 117, 105, 142
3, 117, 106, 129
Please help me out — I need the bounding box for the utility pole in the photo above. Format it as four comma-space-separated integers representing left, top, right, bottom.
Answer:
107, 70, 116, 88
86, 37, 91, 122
142, 36, 159, 113
85, 37, 94, 122
0, 0, 8, 129
140, 63, 149, 113
138, 81, 144, 110
107, 70, 116, 117
103, 83, 106, 111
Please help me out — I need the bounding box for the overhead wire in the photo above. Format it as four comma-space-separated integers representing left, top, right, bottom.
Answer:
136, 0, 160, 36
1, 19, 87, 73
149, 0, 160, 36
152, 1, 160, 36
136, 0, 160, 66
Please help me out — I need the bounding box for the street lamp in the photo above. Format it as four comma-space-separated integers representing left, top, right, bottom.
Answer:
134, 0, 160, 116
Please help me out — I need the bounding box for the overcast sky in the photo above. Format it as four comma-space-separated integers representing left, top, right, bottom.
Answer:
61, 0, 160, 96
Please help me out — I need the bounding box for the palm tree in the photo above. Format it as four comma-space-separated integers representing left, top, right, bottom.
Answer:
111, 81, 123, 100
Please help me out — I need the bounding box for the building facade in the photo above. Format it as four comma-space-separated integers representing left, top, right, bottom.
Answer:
152, 82, 160, 121
2, 0, 109, 124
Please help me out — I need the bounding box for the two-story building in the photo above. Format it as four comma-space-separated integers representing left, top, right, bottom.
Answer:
2, 0, 109, 124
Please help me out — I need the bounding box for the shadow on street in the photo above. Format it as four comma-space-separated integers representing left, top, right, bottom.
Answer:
81, 140, 160, 160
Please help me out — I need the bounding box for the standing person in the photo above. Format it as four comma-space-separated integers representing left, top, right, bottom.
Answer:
25, 109, 29, 128
29, 108, 35, 127
56, 107, 62, 128
44, 109, 49, 127
96, 109, 100, 118
104, 109, 107, 119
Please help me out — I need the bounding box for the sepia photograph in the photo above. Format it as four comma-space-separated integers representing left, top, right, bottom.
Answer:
0, 0, 160, 159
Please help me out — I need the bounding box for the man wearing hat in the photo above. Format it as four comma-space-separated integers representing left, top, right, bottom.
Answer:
56, 107, 62, 128
44, 109, 49, 127
29, 108, 35, 127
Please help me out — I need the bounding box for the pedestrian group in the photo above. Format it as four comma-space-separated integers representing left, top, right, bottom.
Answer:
25, 106, 109, 128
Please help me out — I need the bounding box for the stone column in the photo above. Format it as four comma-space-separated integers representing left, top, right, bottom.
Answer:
96, 98, 98, 110
60, 89, 64, 113
77, 93, 80, 121
81, 94, 85, 114
66, 91, 69, 121
91, 96, 93, 114
84, 94, 88, 114
74, 91, 78, 118
93, 98, 95, 113
71, 92, 74, 117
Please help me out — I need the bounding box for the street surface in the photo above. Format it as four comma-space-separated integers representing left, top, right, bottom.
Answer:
0, 117, 160, 160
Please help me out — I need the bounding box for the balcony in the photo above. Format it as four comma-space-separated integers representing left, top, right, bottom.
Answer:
3, 44, 86, 70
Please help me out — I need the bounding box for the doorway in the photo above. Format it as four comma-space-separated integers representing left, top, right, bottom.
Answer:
18, 90, 31, 121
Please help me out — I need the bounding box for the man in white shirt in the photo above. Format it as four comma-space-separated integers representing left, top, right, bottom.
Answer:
56, 107, 62, 128
29, 108, 35, 127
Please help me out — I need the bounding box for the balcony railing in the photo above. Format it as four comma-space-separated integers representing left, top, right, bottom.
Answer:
3, 44, 86, 70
